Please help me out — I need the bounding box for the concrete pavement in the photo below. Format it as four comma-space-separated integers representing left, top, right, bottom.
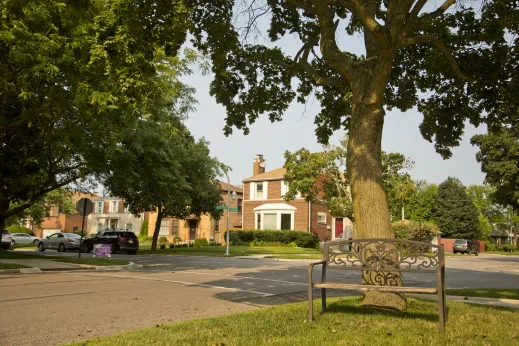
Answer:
0, 252, 517, 346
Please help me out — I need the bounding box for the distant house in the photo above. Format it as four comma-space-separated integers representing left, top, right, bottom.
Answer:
30, 191, 100, 238
241, 155, 353, 240
86, 196, 144, 235
145, 181, 244, 243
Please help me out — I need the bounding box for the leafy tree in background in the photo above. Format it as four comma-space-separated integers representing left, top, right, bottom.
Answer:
283, 138, 353, 218
407, 181, 438, 223
102, 120, 223, 251
0, 0, 191, 241
6, 189, 75, 230
435, 177, 480, 239
472, 128, 519, 211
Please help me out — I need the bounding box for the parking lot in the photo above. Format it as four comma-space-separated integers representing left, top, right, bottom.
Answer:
1, 253, 518, 346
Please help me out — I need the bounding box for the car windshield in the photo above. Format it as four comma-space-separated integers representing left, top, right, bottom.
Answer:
65, 234, 82, 238
454, 240, 467, 245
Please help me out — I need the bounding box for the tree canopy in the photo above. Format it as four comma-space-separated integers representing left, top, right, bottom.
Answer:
0, 0, 194, 235
102, 120, 223, 251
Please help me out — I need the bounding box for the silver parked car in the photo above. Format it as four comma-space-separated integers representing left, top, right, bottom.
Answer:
11, 233, 40, 245
38, 233, 82, 252
1, 230, 12, 250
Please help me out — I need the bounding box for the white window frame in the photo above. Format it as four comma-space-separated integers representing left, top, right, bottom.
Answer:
250, 181, 268, 200
281, 180, 301, 199
109, 200, 119, 213
123, 203, 129, 213
317, 212, 327, 224
254, 210, 295, 230
95, 201, 103, 213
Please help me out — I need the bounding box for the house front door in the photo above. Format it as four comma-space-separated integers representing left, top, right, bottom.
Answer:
189, 220, 197, 240
335, 218, 344, 239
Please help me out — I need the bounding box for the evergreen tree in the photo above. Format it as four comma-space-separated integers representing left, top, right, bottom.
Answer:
435, 177, 480, 239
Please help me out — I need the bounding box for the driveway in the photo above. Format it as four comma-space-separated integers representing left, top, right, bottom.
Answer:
1, 253, 518, 346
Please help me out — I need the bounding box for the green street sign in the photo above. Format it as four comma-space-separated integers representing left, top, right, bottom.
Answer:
215, 205, 240, 212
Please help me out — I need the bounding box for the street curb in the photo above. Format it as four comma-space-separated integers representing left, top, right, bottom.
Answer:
408, 293, 519, 309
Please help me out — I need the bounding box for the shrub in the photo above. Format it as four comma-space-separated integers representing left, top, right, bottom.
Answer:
173, 236, 182, 244
392, 223, 413, 240
194, 238, 209, 247
224, 230, 319, 248
169, 243, 174, 249
138, 235, 150, 243
158, 236, 168, 244
159, 243, 166, 250
502, 244, 518, 252
7, 225, 32, 235
140, 220, 149, 236
483, 241, 495, 251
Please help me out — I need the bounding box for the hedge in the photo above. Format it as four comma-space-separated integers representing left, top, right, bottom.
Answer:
224, 230, 319, 248
6, 225, 33, 235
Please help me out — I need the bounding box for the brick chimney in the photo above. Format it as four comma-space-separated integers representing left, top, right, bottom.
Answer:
253, 155, 265, 176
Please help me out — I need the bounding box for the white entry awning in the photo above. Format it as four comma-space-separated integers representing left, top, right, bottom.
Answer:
253, 203, 297, 212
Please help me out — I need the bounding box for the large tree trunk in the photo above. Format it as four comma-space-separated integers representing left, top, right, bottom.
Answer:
151, 208, 163, 251
347, 76, 406, 311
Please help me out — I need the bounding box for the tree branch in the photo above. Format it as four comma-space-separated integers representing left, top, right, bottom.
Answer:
400, 35, 471, 82
5, 178, 76, 218
312, 1, 359, 81
299, 60, 349, 87
331, 0, 384, 38
418, 0, 456, 26
286, 0, 315, 13
409, 0, 428, 21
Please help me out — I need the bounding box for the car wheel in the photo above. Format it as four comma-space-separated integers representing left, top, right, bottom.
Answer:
11, 240, 15, 245
58, 243, 66, 252
38, 242, 45, 252
1, 244, 9, 250
81, 244, 91, 253
453, 251, 457, 254
33, 239, 39, 244
475, 250, 479, 256
128, 251, 137, 255
111, 245, 117, 255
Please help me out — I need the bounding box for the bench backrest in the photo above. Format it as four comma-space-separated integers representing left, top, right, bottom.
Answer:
323, 238, 444, 273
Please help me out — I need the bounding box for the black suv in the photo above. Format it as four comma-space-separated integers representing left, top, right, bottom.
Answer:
453, 239, 479, 255
81, 229, 139, 255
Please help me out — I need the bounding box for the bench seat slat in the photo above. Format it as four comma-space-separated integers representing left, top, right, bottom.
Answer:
314, 283, 437, 294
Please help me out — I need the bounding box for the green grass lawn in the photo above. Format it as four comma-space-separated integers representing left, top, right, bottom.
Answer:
0, 261, 32, 269
67, 297, 519, 346
11, 244, 38, 250
138, 244, 322, 256
264, 254, 324, 260
446, 288, 519, 300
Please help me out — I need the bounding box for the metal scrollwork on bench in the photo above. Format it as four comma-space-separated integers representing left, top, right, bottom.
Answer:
327, 239, 439, 271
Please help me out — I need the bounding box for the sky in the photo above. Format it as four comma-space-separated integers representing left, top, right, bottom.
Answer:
182, 3, 487, 188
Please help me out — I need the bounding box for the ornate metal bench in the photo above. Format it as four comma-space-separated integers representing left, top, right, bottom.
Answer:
308, 239, 446, 332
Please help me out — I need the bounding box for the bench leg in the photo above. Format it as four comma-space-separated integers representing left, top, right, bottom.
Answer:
308, 284, 313, 322
437, 268, 445, 333
321, 287, 326, 314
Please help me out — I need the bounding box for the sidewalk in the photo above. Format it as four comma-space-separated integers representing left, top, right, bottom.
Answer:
408, 293, 519, 309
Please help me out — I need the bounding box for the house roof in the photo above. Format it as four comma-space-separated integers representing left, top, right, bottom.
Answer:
219, 181, 243, 194
242, 167, 287, 182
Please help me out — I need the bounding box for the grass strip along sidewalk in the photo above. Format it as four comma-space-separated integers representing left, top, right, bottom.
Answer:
138, 245, 322, 256
0, 262, 32, 269
68, 297, 519, 346
0, 250, 129, 266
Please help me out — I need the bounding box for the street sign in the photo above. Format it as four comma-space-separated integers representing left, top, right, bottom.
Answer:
75, 198, 93, 216
216, 205, 240, 212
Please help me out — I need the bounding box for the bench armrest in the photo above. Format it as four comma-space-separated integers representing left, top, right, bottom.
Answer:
308, 260, 326, 287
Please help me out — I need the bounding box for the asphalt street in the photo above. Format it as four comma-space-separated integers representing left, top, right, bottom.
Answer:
1, 252, 518, 346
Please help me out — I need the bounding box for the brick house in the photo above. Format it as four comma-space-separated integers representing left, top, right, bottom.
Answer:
87, 196, 144, 235
242, 155, 353, 240
145, 181, 243, 243
30, 191, 100, 238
